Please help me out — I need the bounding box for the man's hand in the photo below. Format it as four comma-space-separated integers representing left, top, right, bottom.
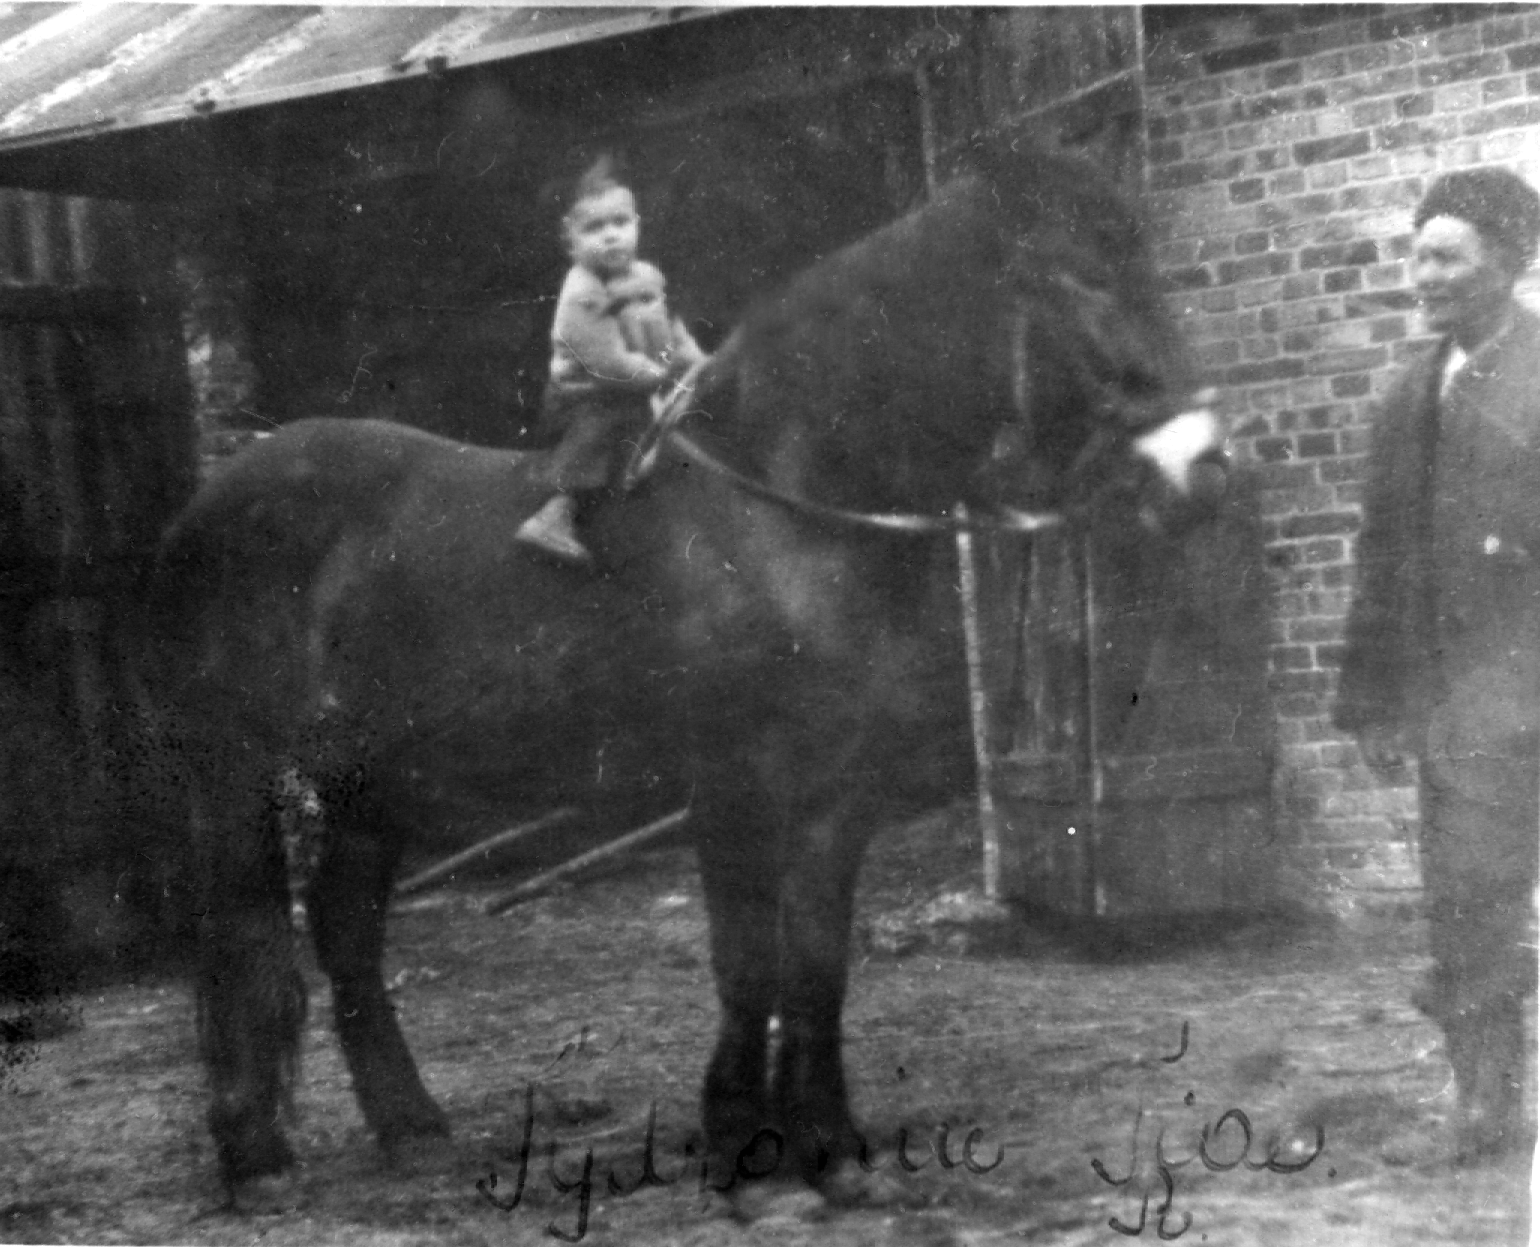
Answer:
1358, 725, 1409, 774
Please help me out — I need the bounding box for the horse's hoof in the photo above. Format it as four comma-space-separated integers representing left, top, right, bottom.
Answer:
820, 1156, 922, 1208
224, 1168, 303, 1215
727, 1180, 830, 1224
217, 1131, 296, 1189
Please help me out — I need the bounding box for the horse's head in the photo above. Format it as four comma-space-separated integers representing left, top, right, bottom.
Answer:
665, 134, 1225, 546
972, 136, 1229, 534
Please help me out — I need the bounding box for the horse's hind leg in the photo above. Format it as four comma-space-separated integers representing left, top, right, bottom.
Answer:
191, 785, 308, 1186
306, 783, 450, 1155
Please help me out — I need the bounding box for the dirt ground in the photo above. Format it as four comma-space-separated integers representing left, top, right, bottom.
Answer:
1, 806, 1532, 1247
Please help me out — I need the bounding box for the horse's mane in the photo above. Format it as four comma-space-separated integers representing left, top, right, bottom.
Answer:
691, 133, 1190, 515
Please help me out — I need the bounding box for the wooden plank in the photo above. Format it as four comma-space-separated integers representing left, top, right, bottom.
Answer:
394, 808, 580, 898
484, 808, 691, 916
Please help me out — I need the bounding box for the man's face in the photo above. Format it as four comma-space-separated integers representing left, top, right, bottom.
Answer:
1413, 214, 1517, 340
565, 186, 639, 279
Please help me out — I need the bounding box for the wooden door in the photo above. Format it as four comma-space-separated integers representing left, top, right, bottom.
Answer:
988, 489, 1275, 919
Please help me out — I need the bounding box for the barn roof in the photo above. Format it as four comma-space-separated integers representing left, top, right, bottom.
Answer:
0, 4, 715, 154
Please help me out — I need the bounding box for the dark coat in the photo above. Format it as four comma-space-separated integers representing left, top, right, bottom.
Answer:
1337, 302, 1540, 781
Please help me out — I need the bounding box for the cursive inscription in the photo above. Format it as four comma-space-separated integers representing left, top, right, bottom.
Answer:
476, 1082, 1005, 1241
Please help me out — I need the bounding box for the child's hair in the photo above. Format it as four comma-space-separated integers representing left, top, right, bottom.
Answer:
563, 153, 630, 219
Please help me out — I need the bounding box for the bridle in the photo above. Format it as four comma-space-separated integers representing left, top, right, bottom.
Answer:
619, 357, 1065, 538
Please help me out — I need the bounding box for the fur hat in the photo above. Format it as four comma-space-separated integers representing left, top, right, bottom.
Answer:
1415, 166, 1540, 270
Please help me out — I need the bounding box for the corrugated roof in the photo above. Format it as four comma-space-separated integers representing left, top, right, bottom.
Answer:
0, 4, 716, 153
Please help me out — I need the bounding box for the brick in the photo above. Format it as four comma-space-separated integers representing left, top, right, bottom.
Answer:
1217, 252, 1293, 283
1315, 642, 1348, 670
1280, 510, 1360, 539
1330, 372, 1372, 397
1289, 616, 1346, 643
1235, 230, 1271, 255
1256, 11, 1298, 38
1254, 435, 1294, 462
1395, 91, 1434, 117
1350, 98, 1396, 128
1324, 269, 1362, 294
1149, 161, 1212, 191
1294, 132, 1371, 164
1418, 51, 1506, 87
1368, 7, 1465, 44
1164, 265, 1214, 291
1269, 668, 1333, 694
1312, 345, 1389, 375
1237, 92, 1301, 121
1281, 272, 1324, 300
1320, 456, 1366, 484
1203, 39, 1285, 75
1270, 169, 1307, 196
1369, 315, 1407, 342
1300, 240, 1379, 269
1188, 129, 1228, 159
1307, 162, 1349, 191
1296, 432, 1338, 458
1266, 61, 1305, 87
1253, 145, 1289, 172
1508, 40, 1540, 70
1194, 103, 1227, 131
1377, 119, 1449, 149
1195, 340, 1241, 369
1230, 177, 1268, 203
1436, 80, 1485, 113
1465, 98, 1540, 134
1436, 23, 1484, 57
1483, 74, 1524, 104
1341, 179, 1421, 211
1349, 154, 1394, 181
1272, 644, 1313, 670
1484, 15, 1528, 48
1228, 357, 1308, 385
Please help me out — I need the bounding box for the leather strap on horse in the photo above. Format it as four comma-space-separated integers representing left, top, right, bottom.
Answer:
621, 355, 1062, 538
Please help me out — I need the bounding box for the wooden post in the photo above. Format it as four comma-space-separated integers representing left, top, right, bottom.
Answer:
956, 504, 1003, 900
484, 807, 691, 916
394, 807, 579, 897
1079, 530, 1107, 918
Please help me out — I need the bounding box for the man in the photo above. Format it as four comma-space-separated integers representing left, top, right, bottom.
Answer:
1337, 166, 1540, 1162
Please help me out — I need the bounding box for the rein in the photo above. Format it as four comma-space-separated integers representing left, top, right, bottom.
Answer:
621, 365, 1063, 538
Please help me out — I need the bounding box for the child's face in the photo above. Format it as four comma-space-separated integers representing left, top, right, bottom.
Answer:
565, 186, 639, 278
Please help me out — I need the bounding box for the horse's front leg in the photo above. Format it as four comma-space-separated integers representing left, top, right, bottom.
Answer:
772, 795, 873, 1184
306, 783, 450, 1157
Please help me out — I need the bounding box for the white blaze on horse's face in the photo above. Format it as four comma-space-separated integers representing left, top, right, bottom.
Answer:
1133, 389, 1224, 495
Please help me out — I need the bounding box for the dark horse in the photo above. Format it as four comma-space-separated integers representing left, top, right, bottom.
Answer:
149, 135, 1225, 1207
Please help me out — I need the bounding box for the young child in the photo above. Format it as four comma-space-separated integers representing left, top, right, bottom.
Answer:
517, 157, 704, 562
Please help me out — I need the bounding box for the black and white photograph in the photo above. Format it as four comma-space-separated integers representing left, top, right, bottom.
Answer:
0, 5, 1534, 1244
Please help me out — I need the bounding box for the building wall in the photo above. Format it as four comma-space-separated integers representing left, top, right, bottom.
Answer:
1139, 3, 1540, 912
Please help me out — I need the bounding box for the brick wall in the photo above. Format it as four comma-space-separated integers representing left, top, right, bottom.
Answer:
1140, 3, 1540, 912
